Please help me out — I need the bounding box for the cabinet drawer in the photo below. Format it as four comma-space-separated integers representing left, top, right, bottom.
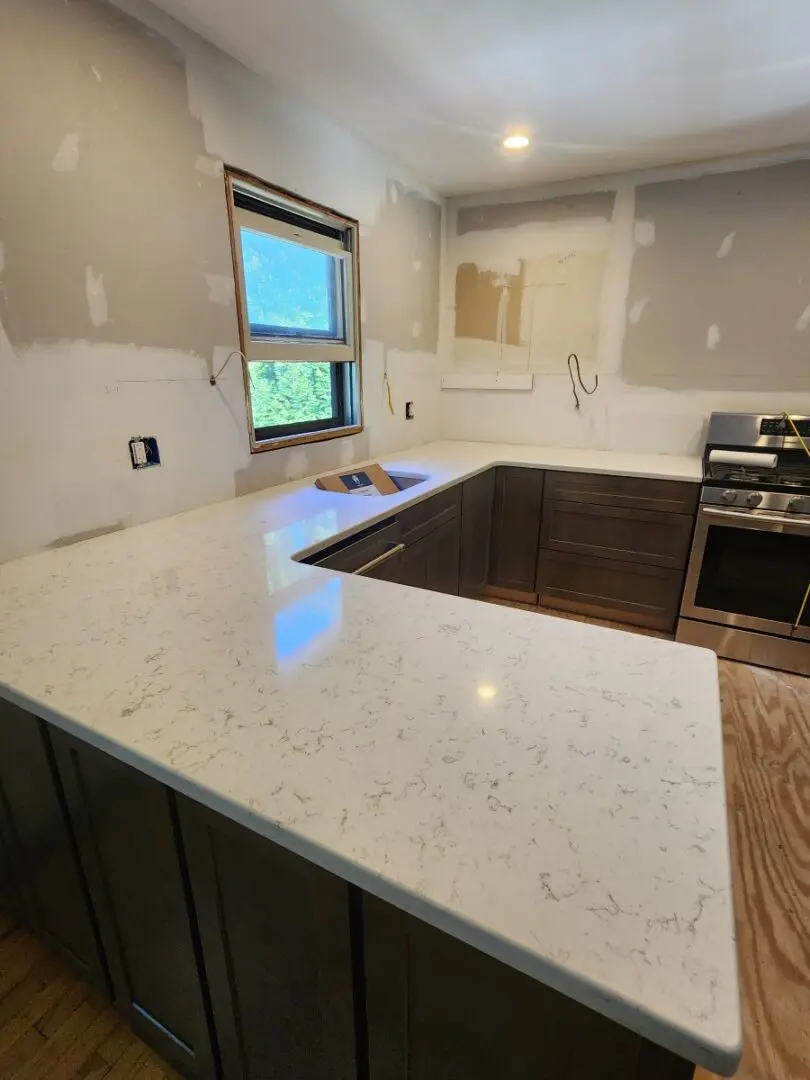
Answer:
398, 486, 461, 544
537, 551, 684, 631
312, 520, 402, 574
540, 502, 694, 570
544, 471, 699, 515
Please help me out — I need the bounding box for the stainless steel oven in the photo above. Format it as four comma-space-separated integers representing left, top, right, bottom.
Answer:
677, 413, 810, 676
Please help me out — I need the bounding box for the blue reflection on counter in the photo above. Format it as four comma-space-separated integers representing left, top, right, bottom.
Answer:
274, 577, 342, 667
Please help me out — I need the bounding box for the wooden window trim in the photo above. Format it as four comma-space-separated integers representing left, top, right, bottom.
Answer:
223, 165, 364, 455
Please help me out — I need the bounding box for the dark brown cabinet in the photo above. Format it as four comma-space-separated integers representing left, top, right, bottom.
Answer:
50, 731, 217, 1080
0, 701, 108, 991
363, 893, 693, 1080
538, 471, 698, 632
487, 467, 545, 600
537, 552, 685, 631
459, 469, 496, 598
311, 487, 461, 597
178, 796, 357, 1080
540, 502, 694, 570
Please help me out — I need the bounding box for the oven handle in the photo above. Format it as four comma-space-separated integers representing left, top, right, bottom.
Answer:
701, 507, 810, 533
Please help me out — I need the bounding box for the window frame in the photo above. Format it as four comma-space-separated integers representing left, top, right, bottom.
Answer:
224, 166, 363, 454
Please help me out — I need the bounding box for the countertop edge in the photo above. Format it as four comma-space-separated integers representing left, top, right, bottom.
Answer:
0, 678, 740, 1074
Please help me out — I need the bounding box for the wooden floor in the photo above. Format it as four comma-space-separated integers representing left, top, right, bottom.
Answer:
0, 610, 808, 1079
0, 910, 180, 1079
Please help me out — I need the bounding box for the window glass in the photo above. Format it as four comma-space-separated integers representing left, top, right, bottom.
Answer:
240, 228, 339, 338
248, 362, 336, 430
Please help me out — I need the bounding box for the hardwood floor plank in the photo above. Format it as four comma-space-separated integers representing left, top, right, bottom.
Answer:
0, 975, 73, 1058
0, 932, 47, 1001
0, 1025, 46, 1078
30, 1006, 119, 1080
12, 1000, 102, 1080
35, 980, 93, 1039
102, 1041, 151, 1080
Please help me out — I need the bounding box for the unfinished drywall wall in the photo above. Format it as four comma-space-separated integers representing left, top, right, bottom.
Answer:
0, 0, 442, 561
624, 161, 810, 390
362, 181, 441, 354
449, 191, 614, 375
0, 0, 234, 358
441, 157, 810, 454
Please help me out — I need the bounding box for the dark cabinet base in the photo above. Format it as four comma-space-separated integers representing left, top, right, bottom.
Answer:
0, 701, 108, 993
537, 550, 684, 632
178, 796, 358, 1080
363, 893, 694, 1080
50, 731, 217, 1080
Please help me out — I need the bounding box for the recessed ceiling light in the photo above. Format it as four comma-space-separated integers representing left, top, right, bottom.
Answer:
502, 133, 530, 151
477, 683, 497, 700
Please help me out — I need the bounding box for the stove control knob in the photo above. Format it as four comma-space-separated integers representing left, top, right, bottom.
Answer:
746, 491, 763, 508
721, 489, 738, 504
788, 496, 810, 514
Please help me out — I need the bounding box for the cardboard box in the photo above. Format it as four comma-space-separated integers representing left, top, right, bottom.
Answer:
315, 464, 399, 497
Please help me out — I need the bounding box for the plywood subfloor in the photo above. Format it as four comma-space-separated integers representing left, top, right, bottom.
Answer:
0, 609, 808, 1080
0, 915, 181, 1080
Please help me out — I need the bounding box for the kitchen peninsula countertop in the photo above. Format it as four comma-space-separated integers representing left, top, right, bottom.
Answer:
0, 441, 740, 1073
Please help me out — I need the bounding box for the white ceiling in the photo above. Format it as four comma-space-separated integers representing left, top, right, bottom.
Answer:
150, 0, 810, 195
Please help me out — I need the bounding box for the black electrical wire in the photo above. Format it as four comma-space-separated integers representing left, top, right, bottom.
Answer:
567, 352, 598, 410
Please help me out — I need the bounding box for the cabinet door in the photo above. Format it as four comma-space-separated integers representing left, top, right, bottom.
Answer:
0, 701, 108, 990
424, 516, 461, 595
540, 502, 694, 570
178, 796, 357, 1080
50, 730, 217, 1080
459, 469, 495, 597
488, 467, 544, 599
363, 893, 692, 1080
537, 550, 683, 631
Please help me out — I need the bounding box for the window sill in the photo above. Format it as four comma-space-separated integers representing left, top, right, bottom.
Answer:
250, 423, 363, 454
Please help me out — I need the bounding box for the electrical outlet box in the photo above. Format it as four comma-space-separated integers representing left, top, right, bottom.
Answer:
405, 401, 415, 420
129, 436, 160, 470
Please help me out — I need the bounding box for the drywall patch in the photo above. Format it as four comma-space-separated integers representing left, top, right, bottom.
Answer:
795, 304, 810, 332
0, 0, 235, 357
205, 273, 234, 306
90, 64, 102, 81
0, 240, 5, 275
628, 297, 649, 324
52, 132, 80, 172
85, 266, 108, 327
707, 324, 721, 350
457, 191, 615, 235
633, 220, 655, 247
47, 521, 126, 548
717, 232, 735, 259
412, 321, 422, 338
454, 262, 525, 346
195, 154, 223, 177
624, 160, 810, 390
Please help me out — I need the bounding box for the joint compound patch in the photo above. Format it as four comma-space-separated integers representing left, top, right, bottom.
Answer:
628, 297, 649, 324
90, 64, 102, 81
411, 321, 422, 338
795, 304, 810, 332
707, 324, 721, 350
195, 155, 223, 178
633, 220, 656, 247
52, 133, 80, 172
716, 232, 735, 259
85, 266, 108, 327
205, 274, 234, 306
0, 241, 5, 275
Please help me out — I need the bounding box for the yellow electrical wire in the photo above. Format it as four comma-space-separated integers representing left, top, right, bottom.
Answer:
794, 581, 810, 631
783, 412, 810, 458
383, 371, 395, 416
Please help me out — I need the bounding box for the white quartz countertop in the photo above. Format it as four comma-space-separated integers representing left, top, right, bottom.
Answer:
0, 441, 740, 1073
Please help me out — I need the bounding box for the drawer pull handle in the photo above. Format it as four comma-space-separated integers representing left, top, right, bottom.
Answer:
354, 544, 405, 576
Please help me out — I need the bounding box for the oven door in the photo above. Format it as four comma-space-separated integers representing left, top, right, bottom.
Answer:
681, 506, 810, 639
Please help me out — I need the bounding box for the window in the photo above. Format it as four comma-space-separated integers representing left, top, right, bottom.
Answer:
226, 168, 362, 450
